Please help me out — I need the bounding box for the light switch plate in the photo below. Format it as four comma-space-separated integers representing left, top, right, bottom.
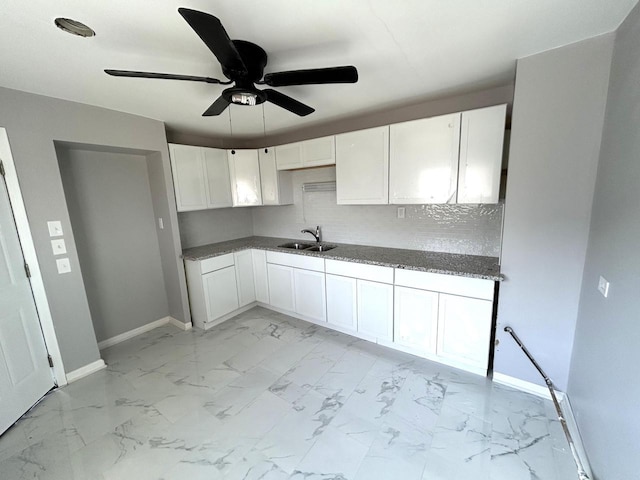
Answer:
51, 239, 67, 256
598, 275, 610, 298
56, 258, 71, 274
47, 221, 63, 237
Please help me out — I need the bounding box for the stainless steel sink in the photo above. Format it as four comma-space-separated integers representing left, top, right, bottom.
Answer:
306, 244, 337, 252
278, 242, 314, 250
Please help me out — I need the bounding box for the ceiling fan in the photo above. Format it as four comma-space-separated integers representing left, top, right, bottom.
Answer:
105, 8, 358, 117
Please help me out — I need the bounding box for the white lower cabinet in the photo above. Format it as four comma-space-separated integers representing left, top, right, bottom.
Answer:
357, 280, 394, 341
294, 269, 326, 322
394, 286, 438, 354
234, 250, 256, 307
203, 266, 239, 322
437, 293, 492, 370
252, 249, 269, 304
326, 274, 357, 331
267, 263, 295, 312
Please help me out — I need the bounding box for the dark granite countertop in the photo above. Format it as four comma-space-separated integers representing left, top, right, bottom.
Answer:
182, 236, 502, 281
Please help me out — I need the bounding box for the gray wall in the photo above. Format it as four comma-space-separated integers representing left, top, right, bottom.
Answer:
567, 4, 640, 478
178, 208, 254, 249
0, 86, 189, 372
57, 148, 169, 343
252, 167, 504, 256
494, 35, 614, 391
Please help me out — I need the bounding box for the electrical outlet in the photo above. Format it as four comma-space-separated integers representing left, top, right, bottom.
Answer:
598, 276, 610, 298
158, 217, 164, 229
397, 207, 405, 219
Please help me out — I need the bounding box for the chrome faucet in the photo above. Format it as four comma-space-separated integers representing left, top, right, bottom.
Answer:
301, 225, 321, 243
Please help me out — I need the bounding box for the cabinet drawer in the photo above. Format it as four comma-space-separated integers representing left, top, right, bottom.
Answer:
200, 253, 235, 274
325, 259, 393, 284
394, 269, 494, 300
266, 251, 324, 272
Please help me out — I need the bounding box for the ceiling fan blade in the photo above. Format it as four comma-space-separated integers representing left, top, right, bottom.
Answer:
178, 8, 247, 77
203, 95, 231, 116
105, 69, 230, 84
263, 66, 358, 87
264, 89, 314, 116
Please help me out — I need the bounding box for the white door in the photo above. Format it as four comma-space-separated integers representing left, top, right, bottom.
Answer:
0, 170, 53, 434
202, 147, 233, 208
203, 266, 239, 322
294, 268, 326, 322
437, 293, 493, 370
389, 113, 461, 204
336, 126, 389, 205
326, 274, 357, 331
394, 286, 438, 354
275, 142, 303, 170
252, 249, 269, 304
357, 280, 393, 341
302, 136, 335, 167
168, 144, 208, 211
267, 263, 295, 312
457, 104, 506, 204
259, 148, 293, 206
228, 149, 263, 206
234, 250, 256, 307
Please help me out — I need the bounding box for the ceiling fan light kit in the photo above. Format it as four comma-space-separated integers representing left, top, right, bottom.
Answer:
105, 8, 358, 117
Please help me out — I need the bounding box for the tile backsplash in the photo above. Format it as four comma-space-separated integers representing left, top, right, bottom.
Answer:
251, 167, 503, 257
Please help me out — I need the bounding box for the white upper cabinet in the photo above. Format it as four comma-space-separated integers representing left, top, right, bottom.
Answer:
202, 147, 233, 209
275, 136, 335, 170
336, 126, 389, 205
228, 149, 263, 207
302, 136, 335, 167
169, 144, 208, 211
457, 104, 506, 204
259, 148, 293, 205
389, 113, 461, 204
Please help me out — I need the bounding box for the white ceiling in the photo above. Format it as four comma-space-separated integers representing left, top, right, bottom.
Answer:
1, 0, 637, 140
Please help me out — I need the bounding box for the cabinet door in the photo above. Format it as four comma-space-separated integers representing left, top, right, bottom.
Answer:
252, 249, 269, 304
389, 113, 461, 204
275, 142, 303, 170
302, 136, 336, 167
259, 148, 293, 205
203, 147, 233, 208
437, 293, 492, 370
336, 127, 389, 205
228, 149, 263, 206
326, 274, 357, 331
457, 104, 506, 204
234, 250, 256, 307
294, 269, 326, 322
203, 266, 239, 321
394, 286, 438, 354
357, 280, 393, 341
267, 263, 295, 312
169, 144, 207, 211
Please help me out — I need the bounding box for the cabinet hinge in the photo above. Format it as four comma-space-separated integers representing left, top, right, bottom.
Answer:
0, 160, 5, 177
24, 263, 31, 278
47, 355, 54, 368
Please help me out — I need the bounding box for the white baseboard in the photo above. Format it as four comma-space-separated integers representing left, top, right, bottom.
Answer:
98, 316, 172, 350
560, 395, 593, 479
66, 359, 106, 383
169, 316, 192, 331
492, 372, 565, 401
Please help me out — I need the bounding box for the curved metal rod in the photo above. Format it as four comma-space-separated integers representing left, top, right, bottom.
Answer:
503, 326, 590, 480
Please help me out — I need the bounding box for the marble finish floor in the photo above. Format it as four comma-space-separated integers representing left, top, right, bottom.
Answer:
0, 307, 576, 479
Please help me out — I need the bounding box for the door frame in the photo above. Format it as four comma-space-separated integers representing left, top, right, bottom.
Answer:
0, 127, 67, 387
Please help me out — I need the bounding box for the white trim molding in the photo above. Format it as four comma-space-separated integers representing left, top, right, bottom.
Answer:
492, 372, 565, 401
98, 316, 192, 350
0, 128, 67, 387
169, 317, 192, 331
560, 395, 594, 479
66, 359, 106, 383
